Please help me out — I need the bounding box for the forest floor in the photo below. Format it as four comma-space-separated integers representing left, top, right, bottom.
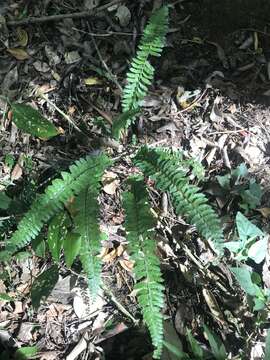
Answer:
1, 0, 270, 359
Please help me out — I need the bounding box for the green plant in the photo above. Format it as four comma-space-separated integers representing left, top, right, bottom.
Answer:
217, 163, 262, 213
123, 177, 164, 358
225, 212, 267, 263
112, 6, 169, 139
134, 146, 224, 255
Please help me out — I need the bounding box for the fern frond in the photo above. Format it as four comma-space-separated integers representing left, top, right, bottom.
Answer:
123, 177, 164, 358
134, 147, 224, 254
112, 108, 140, 140
74, 186, 104, 300
122, 6, 168, 113
5, 154, 111, 256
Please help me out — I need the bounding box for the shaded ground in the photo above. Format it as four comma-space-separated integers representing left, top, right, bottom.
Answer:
1, 0, 270, 359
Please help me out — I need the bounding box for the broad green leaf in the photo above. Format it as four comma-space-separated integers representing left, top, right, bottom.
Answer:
230, 267, 262, 297
248, 237, 268, 264
31, 265, 59, 309
63, 232, 81, 267
253, 297, 266, 311
236, 212, 263, 243
265, 329, 270, 360
11, 103, 59, 139
14, 346, 38, 359
216, 174, 231, 189
0, 192, 11, 210
224, 241, 242, 253
203, 325, 227, 360
240, 181, 262, 209
186, 329, 204, 359
32, 234, 46, 257
163, 341, 190, 359
0, 293, 12, 301
231, 163, 248, 181
163, 320, 188, 359
47, 211, 70, 262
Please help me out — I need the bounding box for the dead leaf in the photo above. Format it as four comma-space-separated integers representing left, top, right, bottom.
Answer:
102, 171, 120, 195
11, 163, 22, 181
257, 208, 270, 218
16, 28, 28, 47
84, 77, 103, 86
119, 259, 134, 272
115, 5, 131, 27
202, 289, 226, 325
7, 48, 30, 60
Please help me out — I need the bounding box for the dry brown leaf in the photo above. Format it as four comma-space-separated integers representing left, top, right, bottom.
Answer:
11, 163, 22, 181
14, 301, 23, 314
257, 208, 270, 218
102, 171, 120, 195
7, 47, 30, 60
119, 259, 134, 272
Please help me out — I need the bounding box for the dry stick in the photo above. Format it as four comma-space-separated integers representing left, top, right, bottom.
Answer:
40, 93, 84, 134
6, 0, 122, 26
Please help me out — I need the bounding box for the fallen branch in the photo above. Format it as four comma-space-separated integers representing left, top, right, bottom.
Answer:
7, 0, 122, 27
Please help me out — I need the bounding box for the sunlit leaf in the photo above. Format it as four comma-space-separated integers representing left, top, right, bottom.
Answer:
14, 346, 38, 359
248, 237, 268, 264
47, 211, 70, 262
230, 266, 263, 297
11, 103, 59, 138
265, 329, 270, 360
0, 293, 12, 302
236, 212, 263, 243
63, 232, 81, 267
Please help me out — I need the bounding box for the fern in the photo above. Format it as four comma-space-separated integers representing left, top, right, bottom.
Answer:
123, 176, 164, 358
4, 154, 111, 256
74, 186, 105, 300
113, 6, 168, 137
134, 147, 224, 254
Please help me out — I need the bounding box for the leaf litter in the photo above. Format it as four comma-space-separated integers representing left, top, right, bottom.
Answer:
1, 0, 270, 359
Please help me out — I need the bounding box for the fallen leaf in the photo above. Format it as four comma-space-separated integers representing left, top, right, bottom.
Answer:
11, 163, 23, 181
16, 28, 28, 47
102, 171, 120, 195
84, 77, 103, 86
7, 48, 30, 60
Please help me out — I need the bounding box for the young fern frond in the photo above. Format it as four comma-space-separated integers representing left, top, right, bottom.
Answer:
134, 147, 224, 254
114, 6, 168, 137
74, 186, 104, 300
122, 6, 168, 112
123, 177, 164, 359
4, 154, 111, 256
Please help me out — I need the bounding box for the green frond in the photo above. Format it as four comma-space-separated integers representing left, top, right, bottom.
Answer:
112, 108, 140, 140
74, 186, 104, 300
5, 154, 111, 256
122, 6, 168, 113
134, 147, 224, 254
123, 177, 164, 358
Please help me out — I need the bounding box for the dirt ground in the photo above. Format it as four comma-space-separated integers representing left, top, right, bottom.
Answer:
1, 0, 270, 359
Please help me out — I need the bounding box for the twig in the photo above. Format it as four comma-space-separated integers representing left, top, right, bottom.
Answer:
6, 0, 122, 27
65, 267, 139, 325
40, 93, 84, 134
87, 24, 123, 92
